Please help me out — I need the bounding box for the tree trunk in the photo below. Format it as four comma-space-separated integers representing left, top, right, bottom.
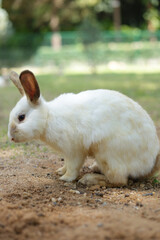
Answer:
112, 0, 121, 31
147, 2, 157, 41
50, 0, 64, 50
112, 0, 121, 41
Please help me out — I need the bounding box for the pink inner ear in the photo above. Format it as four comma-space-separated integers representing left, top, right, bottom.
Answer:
19, 70, 40, 103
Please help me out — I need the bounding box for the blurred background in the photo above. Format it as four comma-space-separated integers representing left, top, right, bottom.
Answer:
0, 0, 160, 140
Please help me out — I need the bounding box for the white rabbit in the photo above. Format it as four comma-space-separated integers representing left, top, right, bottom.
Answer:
8, 70, 160, 186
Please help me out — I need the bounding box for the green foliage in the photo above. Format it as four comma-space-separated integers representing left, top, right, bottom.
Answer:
1, 32, 44, 48
78, 17, 103, 72
78, 17, 102, 45
152, 178, 160, 184
0, 3, 12, 40
144, 7, 160, 30
0, 32, 44, 67
2, 0, 160, 32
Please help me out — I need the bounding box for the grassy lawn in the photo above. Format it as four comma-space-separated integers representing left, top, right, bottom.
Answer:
1, 71, 160, 137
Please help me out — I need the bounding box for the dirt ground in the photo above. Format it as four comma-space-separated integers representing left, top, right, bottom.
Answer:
1, 131, 160, 240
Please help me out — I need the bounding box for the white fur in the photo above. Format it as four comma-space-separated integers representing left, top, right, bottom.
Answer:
8, 86, 160, 185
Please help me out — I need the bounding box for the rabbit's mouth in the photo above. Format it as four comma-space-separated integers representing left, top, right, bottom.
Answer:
11, 137, 23, 143
8, 132, 22, 143
11, 137, 19, 142
10, 136, 18, 142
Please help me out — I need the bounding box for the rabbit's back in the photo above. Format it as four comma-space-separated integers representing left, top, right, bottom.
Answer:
50, 89, 158, 147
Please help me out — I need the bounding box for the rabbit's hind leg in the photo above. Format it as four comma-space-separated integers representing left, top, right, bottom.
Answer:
95, 157, 128, 186
106, 168, 128, 186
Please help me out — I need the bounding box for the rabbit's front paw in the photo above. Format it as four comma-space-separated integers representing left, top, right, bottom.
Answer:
60, 173, 77, 182
56, 165, 66, 176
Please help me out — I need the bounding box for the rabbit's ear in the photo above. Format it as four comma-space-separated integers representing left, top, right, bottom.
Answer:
19, 70, 40, 104
9, 71, 24, 96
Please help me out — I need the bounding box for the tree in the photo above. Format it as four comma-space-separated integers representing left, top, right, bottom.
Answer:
2, 0, 160, 34
0, 0, 12, 40
112, 0, 121, 31
143, 0, 160, 32
2, 0, 112, 32
78, 17, 103, 73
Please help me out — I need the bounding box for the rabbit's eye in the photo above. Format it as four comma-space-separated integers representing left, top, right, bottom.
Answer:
18, 114, 25, 122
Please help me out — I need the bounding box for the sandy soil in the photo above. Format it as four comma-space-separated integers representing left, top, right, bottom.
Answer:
1, 136, 160, 240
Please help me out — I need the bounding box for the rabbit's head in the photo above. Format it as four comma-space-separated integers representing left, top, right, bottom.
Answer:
8, 70, 47, 143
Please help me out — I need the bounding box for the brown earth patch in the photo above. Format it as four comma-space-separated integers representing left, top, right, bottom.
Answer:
1, 134, 160, 240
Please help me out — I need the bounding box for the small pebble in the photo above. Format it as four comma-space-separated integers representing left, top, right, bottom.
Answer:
64, 182, 71, 187
95, 199, 102, 203
23, 192, 32, 200
51, 197, 56, 202
97, 223, 103, 228
75, 190, 80, 194
41, 166, 47, 169
102, 202, 107, 206
95, 192, 103, 197
140, 184, 145, 188
58, 197, 63, 202
155, 208, 160, 213
142, 193, 153, 196
134, 206, 139, 210
69, 189, 80, 194
136, 202, 143, 207
89, 185, 100, 191
99, 181, 106, 187
37, 213, 45, 217
0, 223, 5, 228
